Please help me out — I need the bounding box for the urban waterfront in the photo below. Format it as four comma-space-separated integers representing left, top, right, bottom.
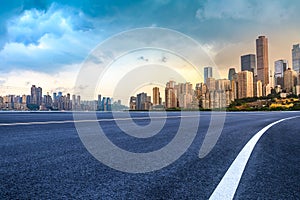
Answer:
0, 111, 299, 199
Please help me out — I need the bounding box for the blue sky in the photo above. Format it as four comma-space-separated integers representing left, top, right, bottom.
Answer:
0, 0, 299, 97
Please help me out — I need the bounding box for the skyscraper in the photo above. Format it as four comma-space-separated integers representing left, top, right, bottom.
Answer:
292, 44, 300, 73
152, 87, 160, 106
256, 36, 269, 86
228, 68, 236, 81
237, 71, 253, 99
165, 81, 177, 108
283, 68, 298, 93
204, 67, 213, 83
241, 54, 256, 74
97, 94, 102, 111
136, 92, 151, 110
177, 82, 193, 108
274, 59, 288, 87
30, 85, 42, 106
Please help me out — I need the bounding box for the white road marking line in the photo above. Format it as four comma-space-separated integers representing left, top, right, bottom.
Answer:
209, 116, 300, 200
0, 114, 201, 126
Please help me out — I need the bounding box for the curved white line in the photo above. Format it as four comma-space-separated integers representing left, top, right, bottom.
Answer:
209, 116, 300, 200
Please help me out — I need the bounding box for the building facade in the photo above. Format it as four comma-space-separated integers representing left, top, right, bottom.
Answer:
241, 54, 256, 75
256, 36, 269, 86
283, 68, 298, 93
228, 68, 236, 81
152, 87, 160, 106
292, 44, 300, 73
204, 67, 213, 83
237, 71, 253, 99
274, 59, 288, 87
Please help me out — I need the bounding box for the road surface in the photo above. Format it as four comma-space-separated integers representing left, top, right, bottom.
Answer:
0, 111, 299, 199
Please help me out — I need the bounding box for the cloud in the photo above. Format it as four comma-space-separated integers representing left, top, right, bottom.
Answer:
0, 64, 80, 96
0, 3, 102, 72
195, 0, 299, 24
0, 0, 299, 94
6, 3, 93, 46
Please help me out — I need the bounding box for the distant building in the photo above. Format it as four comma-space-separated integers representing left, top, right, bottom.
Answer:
97, 94, 102, 111
204, 67, 213, 83
254, 80, 263, 97
165, 81, 178, 108
198, 78, 233, 109
274, 59, 288, 87
241, 54, 256, 75
292, 44, 300, 73
237, 71, 253, 99
129, 96, 136, 110
283, 68, 298, 93
177, 82, 194, 108
206, 78, 216, 91
152, 87, 160, 106
106, 97, 112, 111
228, 68, 236, 81
43, 92, 52, 108
136, 92, 151, 110
256, 36, 269, 87
30, 85, 42, 106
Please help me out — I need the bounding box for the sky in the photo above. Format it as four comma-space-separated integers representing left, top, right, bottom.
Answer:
0, 0, 299, 102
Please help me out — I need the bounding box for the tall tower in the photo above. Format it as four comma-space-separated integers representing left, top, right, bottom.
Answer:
292, 44, 300, 73
31, 85, 37, 105
204, 67, 213, 83
152, 87, 160, 106
37, 87, 42, 106
256, 36, 269, 86
241, 54, 256, 75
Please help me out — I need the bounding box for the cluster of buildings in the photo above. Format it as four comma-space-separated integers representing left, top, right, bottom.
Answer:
129, 36, 300, 110
1, 36, 299, 111
0, 85, 124, 111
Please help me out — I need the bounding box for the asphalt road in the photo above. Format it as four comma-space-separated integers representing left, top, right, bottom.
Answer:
0, 111, 299, 199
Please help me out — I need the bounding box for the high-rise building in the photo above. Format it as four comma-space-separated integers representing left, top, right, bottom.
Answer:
152, 87, 160, 106
292, 44, 300, 73
165, 81, 177, 108
283, 68, 298, 93
237, 71, 253, 99
241, 54, 256, 74
77, 95, 81, 110
129, 96, 136, 110
97, 94, 102, 111
228, 68, 236, 81
204, 67, 213, 83
106, 97, 112, 111
177, 82, 194, 108
43, 92, 52, 108
72, 95, 76, 110
136, 92, 151, 110
256, 36, 269, 86
274, 59, 288, 87
30, 85, 42, 106
31, 85, 37, 105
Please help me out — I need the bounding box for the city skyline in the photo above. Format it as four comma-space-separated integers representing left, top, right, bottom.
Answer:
0, 1, 300, 99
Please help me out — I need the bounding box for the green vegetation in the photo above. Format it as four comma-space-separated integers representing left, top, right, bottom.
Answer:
227, 95, 300, 111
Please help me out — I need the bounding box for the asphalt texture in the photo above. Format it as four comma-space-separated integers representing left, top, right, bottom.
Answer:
0, 111, 299, 199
